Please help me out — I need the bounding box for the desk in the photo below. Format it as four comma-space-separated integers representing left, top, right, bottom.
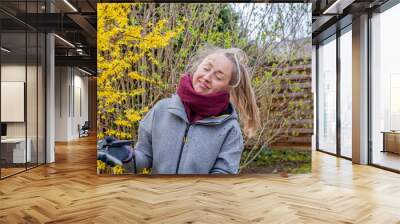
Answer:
1, 138, 31, 163
381, 131, 400, 154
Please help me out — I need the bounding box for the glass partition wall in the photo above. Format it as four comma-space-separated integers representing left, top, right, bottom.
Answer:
0, 31, 27, 177
316, 1, 400, 172
316, 25, 353, 159
370, 3, 400, 171
0, 1, 46, 179
317, 35, 337, 155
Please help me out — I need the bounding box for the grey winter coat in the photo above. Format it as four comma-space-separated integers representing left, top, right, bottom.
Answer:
133, 94, 244, 174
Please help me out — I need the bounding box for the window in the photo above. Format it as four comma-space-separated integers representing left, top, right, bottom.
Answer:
371, 3, 400, 171
339, 27, 352, 158
318, 36, 337, 154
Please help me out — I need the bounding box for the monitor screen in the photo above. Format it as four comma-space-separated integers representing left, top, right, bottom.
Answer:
1, 123, 7, 137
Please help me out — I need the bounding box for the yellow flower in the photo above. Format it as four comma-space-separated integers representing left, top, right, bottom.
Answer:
113, 165, 124, 175
97, 133, 105, 139
97, 160, 106, 170
114, 119, 132, 128
97, 3, 183, 142
141, 168, 151, 174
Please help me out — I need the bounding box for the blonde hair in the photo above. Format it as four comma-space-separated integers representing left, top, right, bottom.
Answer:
186, 45, 261, 138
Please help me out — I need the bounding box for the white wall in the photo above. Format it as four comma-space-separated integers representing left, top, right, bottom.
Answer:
1, 65, 26, 140
1, 65, 35, 138
55, 67, 89, 141
55, 66, 69, 141
1, 64, 26, 81
1, 63, 46, 164
72, 73, 89, 138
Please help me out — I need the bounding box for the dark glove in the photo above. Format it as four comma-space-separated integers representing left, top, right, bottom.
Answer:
97, 137, 135, 168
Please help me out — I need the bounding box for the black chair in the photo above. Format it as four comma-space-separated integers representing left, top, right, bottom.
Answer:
79, 121, 90, 138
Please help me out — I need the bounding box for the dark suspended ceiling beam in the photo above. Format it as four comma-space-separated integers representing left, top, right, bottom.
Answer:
312, 15, 335, 33
66, 13, 96, 46
0, 12, 96, 33
312, 14, 352, 44
55, 55, 96, 71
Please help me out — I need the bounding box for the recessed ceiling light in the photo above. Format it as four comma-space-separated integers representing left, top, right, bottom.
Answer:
1, 47, 11, 53
63, 0, 78, 12
78, 67, 92, 76
54, 34, 75, 48
78, 67, 93, 75
323, 0, 355, 15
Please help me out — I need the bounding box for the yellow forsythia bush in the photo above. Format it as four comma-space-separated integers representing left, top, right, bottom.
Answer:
97, 3, 184, 140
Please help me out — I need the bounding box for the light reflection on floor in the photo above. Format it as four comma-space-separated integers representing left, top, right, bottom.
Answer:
372, 150, 400, 171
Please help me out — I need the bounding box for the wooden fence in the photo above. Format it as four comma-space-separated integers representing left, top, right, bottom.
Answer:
269, 59, 313, 150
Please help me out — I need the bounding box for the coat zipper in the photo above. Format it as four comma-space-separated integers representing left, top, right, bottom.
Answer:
176, 124, 191, 174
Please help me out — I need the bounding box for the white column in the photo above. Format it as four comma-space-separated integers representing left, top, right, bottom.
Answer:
45, 1, 55, 163
46, 33, 55, 163
352, 14, 369, 164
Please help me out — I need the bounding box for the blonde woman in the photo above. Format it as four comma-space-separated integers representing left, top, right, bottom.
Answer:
124, 45, 260, 174
99, 46, 260, 174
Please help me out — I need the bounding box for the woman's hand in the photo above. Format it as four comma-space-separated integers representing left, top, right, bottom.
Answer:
97, 137, 135, 167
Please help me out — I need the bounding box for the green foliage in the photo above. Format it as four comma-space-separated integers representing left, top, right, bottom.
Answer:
241, 148, 311, 173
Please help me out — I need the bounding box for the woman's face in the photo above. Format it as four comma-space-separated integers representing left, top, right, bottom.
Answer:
192, 53, 234, 95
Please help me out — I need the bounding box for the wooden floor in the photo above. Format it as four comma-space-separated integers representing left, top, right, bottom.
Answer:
372, 150, 400, 171
1, 164, 44, 178
1, 167, 26, 177
0, 136, 400, 223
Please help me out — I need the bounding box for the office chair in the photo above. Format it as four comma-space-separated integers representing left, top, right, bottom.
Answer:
79, 121, 90, 138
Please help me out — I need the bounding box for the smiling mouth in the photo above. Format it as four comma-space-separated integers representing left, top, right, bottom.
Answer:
200, 83, 209, 89
195, 81, 208, 90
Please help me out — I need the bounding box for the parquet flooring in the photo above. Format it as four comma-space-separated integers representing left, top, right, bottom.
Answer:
1, 167, 26, 177
0, 136, 399, 223
372, 150, 400, 171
